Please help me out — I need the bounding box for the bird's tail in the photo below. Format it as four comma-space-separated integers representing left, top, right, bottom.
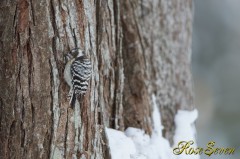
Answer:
70, 93, 76, 108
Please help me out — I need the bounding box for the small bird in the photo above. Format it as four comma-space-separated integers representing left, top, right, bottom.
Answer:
64, 48, 92, 108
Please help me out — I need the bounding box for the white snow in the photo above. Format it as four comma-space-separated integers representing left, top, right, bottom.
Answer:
173, 109, 199, 159
105, 94, 200, 159
105, 128, 136, 159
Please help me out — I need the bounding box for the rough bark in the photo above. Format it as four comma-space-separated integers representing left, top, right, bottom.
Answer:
0, 0, 193, 158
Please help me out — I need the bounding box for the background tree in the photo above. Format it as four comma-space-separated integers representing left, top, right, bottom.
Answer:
0, 0, 194, 158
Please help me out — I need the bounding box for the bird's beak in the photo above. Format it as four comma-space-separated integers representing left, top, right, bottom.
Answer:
64, 54, 72, 63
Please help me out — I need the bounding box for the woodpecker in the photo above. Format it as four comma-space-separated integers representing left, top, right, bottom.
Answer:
64, 48, 92, 108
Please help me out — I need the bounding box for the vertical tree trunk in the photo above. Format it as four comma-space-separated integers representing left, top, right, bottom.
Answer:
0, 0, 193, 158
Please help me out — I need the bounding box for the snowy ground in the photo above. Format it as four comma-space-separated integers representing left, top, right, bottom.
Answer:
105, 95, 199, 159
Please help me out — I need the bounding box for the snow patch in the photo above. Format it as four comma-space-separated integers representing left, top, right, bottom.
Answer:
173, 109, 199, 159
105, 94, 199, 159
105, 128, 136, 159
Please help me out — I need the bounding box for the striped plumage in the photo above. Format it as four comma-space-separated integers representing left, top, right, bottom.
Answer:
70, 55, 92, 107
64, 48, 92, 108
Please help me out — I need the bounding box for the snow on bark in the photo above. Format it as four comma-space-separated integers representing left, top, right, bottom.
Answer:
105, 95, 199, 159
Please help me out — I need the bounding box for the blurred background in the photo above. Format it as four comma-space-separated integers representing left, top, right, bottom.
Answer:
192, 0, 240, 158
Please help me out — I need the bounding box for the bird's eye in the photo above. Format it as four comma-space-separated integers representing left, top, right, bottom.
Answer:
74, 52, 78, 56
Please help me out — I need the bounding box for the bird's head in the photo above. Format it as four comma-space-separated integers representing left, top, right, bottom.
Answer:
65, 48, 85, 62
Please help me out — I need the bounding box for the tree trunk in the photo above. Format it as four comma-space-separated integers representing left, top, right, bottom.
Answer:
0, 0, 193, 158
